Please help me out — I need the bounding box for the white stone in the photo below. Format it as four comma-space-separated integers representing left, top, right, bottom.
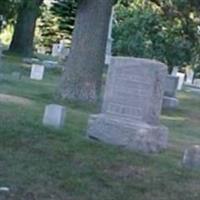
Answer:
176, 72, 185, 90
171, 66, 178, 76
52, 43, 60, 57
30, 64, 45, 80
185, 68, 194, 84
43, 104, 66, 128
43, 60, 58, 69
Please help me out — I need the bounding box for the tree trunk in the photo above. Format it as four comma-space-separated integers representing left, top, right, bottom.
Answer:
9, 0, 43, 57
57, 0, 114, 103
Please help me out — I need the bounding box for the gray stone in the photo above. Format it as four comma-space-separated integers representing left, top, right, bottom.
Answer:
163, 75, 179, 109
23, 58, 40, 64
87, 57, 169, 153
43, 104, 66, 128
194, 79, 200, 88
162, 96, 179, 109
182, 145, 200, 169
43, 60, 58, 69
11, 72, 21, 80
164, 75, 179, 97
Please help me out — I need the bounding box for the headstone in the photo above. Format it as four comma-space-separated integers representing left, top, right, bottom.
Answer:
185, 68, 194, 85
43, 60, 59, 69
52, 43, 60, 57
58, 47, 70, 61
171, 66, 178, 76
43, 104, 66, 128
164, 75, 179, 97
177, 72, 185, 90
162, 75, 179, 109
182, 145, 200, 169
194, 79, 200, 88
11, 72, 21, 80
30, 64, 45, 80
87, 57, 169, 153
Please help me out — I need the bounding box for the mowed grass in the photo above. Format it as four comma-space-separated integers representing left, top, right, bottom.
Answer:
0, 57, 200, 200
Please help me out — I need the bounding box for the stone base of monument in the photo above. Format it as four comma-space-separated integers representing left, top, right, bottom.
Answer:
87, 114, 168, 153
162, 96, 179, 109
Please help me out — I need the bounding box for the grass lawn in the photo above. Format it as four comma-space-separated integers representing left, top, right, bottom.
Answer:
0, 56, 200, 200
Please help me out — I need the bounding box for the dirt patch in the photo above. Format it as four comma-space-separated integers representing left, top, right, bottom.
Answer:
0, 94, 32, 106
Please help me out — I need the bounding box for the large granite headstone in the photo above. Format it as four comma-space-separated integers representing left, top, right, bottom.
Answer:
162, 75, 179, 109
87, 57, 168, 153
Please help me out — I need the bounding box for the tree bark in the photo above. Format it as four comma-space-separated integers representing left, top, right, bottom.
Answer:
9, 0, 43, 57
57, 0, 114, 103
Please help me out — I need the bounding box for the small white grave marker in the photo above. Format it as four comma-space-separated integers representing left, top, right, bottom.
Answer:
185, 68, 194, 84
171, 66, 178, 76
30, 64, 45, 80
177, 72, 185, 90
43, 104, 66, 128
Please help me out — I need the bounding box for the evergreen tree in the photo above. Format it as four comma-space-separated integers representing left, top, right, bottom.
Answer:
51, 0, 77, 43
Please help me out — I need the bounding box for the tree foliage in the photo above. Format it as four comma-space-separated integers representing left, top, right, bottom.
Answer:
113, 0, 200, 71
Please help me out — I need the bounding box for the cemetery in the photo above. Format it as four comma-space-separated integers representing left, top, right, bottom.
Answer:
0, 0, 200, 200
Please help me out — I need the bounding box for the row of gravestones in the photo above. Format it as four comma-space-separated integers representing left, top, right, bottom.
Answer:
172, 66, 200, 89
51, 37, 112, 65
42, 57, 200, 169
0, 64, 48, 81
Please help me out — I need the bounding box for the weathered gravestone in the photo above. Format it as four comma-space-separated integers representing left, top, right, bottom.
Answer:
182, 145, 200, 169
30, 64, 45, 80
162, 75, 179, 109
11, 72, 21, 80
194, 79, 200, 88
177, 72, 185, 90
87, 57, 169, 153
43, 60, 58, 69
43, 104, 66, 128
